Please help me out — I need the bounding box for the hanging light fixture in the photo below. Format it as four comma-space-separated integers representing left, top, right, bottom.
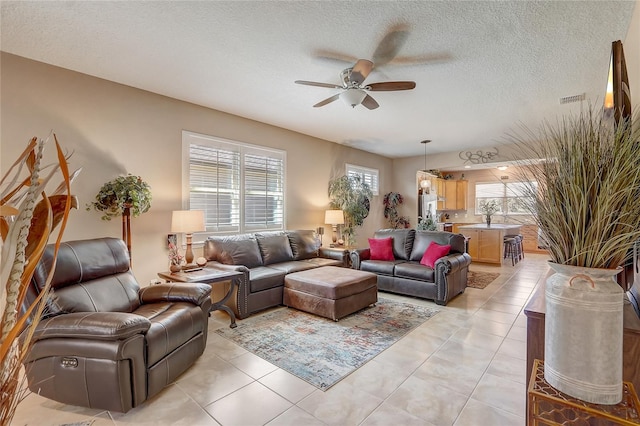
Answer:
340, 89, 367, 108
420, 140, 432, 189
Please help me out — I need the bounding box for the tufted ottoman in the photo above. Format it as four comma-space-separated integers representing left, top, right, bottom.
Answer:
284, 266, 378, 321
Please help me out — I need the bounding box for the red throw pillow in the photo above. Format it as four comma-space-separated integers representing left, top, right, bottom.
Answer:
368, 237, 395, 261
420, 241, 451, 268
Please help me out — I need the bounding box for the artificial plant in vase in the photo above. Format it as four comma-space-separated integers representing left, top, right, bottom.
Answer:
86, 174, 151, 262
383, 192, 410, 229
479, 199, 500, 226
510, 107, 640, 404
328, 175, 373, 246
1, 135, 77, 426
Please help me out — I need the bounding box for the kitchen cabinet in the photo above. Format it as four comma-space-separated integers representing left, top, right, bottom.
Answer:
456, 180, 468, 210
443, 180, 468, 210
521, 224, 544, 252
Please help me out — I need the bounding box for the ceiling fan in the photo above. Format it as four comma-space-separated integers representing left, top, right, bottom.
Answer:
294, 59, 416, 110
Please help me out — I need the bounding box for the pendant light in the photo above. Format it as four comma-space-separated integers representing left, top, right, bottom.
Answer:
419, 140, 432, 189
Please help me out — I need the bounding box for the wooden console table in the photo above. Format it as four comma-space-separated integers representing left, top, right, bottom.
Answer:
524, 286, 640, 392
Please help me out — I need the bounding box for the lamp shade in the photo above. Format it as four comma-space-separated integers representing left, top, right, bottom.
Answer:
324, 209, 344, 225
171, 210, 205, 233
340, 89, 367, 108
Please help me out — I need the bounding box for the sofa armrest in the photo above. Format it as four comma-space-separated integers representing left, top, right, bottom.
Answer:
349, 248, 371, 270
319, 247, 346, 262
139, 282, 212, 306
435, 252, 472, 274
32, 312, 151, 342
434, 252, 472, 305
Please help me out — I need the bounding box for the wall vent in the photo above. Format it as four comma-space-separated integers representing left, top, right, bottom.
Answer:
500, 176, 509, 180
559, 93, 585, 104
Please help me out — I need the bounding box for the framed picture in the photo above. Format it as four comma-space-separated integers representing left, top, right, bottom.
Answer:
167, 233, 177, 248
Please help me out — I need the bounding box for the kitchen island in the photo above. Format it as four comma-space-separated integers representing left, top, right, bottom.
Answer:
457, 224, 522, 264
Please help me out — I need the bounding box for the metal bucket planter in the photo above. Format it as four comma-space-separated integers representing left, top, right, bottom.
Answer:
544, 262, 623, 405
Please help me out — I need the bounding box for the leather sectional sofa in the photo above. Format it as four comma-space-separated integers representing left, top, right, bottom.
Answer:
22, 238, 212, 412
350, 229, 471, 305
203, 229, 346, 319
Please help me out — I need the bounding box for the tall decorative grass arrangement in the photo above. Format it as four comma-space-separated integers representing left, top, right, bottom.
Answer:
0, 135, 77, 426
509, 108, 640, 269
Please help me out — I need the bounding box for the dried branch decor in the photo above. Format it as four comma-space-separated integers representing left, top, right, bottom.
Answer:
0, 135, 77, 426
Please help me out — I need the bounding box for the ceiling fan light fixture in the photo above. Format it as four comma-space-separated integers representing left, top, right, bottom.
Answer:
340, 89, 367, 108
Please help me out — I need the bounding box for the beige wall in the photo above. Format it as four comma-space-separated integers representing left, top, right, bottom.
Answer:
0, 53, 391, 284
625, 0, 640, 101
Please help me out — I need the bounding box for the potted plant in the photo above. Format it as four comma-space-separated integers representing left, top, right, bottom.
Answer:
479, 199, 500, 226
510, 107, 640, 404
86, 174, 152, 261
417, 216, 437, 231
87, 174, 152, 220
328, 175, 373, 246
383, 192, 411, 229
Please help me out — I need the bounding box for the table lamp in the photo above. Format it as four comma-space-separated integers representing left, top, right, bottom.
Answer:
171, 210, 205, 269
324, 209, 344, 244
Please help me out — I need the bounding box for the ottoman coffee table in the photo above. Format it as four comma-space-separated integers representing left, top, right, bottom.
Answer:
284, 266, 377, 321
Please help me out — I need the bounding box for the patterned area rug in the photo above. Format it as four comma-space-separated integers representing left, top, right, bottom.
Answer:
215, 298, 438, 390
467, 270, 500, 289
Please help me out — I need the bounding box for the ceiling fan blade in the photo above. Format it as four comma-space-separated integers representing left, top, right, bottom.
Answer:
388, 52, 453, 66
312, 49, 359, 66
350, 59, 374, 84
313, 94, 341, 108
372, 24, 410, 66
367, 81, 416, 91
295, 80, 343, 89
361, 94, 379, 110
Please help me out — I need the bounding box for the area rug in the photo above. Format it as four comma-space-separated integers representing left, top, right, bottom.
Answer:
467, 270, 500, 289
215, 298, 438, 390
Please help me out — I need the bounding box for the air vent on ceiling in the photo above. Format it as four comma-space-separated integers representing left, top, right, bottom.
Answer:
559, 93, 585, 104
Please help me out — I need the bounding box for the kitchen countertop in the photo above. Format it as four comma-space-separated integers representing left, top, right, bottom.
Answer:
457, 224, 522, 230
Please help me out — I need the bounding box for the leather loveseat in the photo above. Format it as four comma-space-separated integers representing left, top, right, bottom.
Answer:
350, 229, 471, 305
22, 238, 212, 412
203, 230, 345, 319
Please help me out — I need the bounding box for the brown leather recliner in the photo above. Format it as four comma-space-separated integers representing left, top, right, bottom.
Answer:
22, 237, 212, 412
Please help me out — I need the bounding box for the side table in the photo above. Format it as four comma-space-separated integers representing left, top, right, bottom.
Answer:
528, 359, 640, 425
157, 268, 243, 328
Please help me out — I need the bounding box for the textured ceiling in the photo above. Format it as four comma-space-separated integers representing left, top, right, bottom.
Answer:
1, 1, 635, 158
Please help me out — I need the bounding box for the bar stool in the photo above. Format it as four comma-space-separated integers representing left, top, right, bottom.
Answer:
504, 236, 518, 266
506, 234, 524, 262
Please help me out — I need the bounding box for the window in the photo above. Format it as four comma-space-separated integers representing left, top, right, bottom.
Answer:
346, 164, 379, 196
475, 181, 537, 215
183, 131, 285, 239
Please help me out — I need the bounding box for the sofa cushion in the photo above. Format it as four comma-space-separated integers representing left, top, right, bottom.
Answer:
373, 229, 415, 260
369, 237, 395, 261
420, 241, 451, 268
205, 235, 264, 268
249, 266, 287, 292
286, 230, 320, 260
410, 231, 464, 261
256, 233, 294, 265
268, 261, 317, 274
360, 259, 404, 275
394, 262, 436, 282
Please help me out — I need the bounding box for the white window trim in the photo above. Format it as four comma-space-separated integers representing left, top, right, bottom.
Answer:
182, 130, 286, 245
346, 163, 379, 196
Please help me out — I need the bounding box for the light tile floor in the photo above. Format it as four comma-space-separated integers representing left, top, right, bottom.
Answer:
12, 253, 550, 425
